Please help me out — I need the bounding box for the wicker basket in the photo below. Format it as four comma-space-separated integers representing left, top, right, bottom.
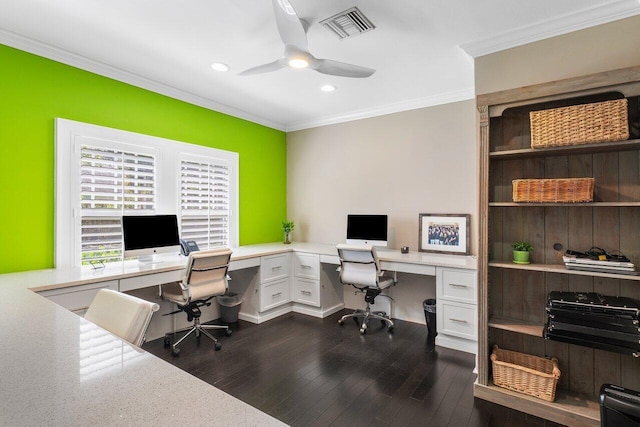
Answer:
491, 345, 560, 402
512, 178, 594, 203
530, 98, 629, 148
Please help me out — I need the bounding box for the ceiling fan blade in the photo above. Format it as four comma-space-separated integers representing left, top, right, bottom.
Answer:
272, 0, 309, 50
311, 58, 376, 78
238, 59, 286, 76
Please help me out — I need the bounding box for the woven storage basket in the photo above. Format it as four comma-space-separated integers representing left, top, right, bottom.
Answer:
530, 98, 629, 148
491, 345, 560, 402
512, 178, 594, 203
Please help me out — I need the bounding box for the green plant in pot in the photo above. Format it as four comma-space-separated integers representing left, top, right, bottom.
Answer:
512, 241, 533, 264
282, 220, 295, 244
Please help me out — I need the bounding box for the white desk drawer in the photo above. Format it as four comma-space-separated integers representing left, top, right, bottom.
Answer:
119, 270, 182, 292
438, 301, 477, 341
438, 268, 476, 304
293, 278, 320, 307
260, 278, 290, 311
38, 280, 118, 312
294, 253, 320, 280
260, 253, 290, 283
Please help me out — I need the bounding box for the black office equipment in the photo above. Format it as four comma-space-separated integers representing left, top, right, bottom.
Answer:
600, 384, 640, 427
180, 239, 200, 256
544, 292, 640, 357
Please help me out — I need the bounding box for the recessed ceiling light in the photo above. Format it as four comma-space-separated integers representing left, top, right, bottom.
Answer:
211, 62, 230, 72
321, 84, 336, 92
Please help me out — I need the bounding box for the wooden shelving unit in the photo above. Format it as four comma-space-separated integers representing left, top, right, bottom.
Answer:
489, 260, 640, 281
476, 66, 640, 427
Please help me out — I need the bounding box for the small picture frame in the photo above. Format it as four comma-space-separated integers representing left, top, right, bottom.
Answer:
419, 213, 470, 255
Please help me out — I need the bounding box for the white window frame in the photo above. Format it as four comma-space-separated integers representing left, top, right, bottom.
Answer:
55, 118, 239, 269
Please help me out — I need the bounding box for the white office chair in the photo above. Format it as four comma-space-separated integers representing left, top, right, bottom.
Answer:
336, 244, 396, 334
84, 289, 159, 347
160, 248, 233, 356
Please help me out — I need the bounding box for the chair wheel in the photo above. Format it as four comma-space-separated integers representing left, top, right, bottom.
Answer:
163, 336, 171, 348
225, 329, 232, 337
338, 319, 344, 326
387, 326, 394, 333
360, 328, 366, 335
214, 342, 222, 351
172, 347, 181, 357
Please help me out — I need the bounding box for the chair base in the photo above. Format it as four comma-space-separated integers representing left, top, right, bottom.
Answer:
164, 318, 231, 356
338, 305, 394, 335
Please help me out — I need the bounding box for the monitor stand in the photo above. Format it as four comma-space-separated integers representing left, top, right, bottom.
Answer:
137, 254, 165, 265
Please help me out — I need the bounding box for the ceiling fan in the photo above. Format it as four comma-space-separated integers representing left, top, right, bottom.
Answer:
239, 0, 375, 78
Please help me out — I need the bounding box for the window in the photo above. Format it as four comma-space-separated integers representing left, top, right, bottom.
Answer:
56, 119, 238, 269
180, 157, 231, 249
80, 145, 156, 264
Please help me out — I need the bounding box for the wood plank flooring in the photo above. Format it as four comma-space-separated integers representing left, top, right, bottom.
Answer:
143, 310, 565, 426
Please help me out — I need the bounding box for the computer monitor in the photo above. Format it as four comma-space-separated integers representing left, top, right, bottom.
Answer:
122, 215, 180, 263
346, 214, 388, 247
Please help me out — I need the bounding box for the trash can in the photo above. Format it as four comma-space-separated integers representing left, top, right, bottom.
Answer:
423, 298, 437, 340
218, 293, 242, 323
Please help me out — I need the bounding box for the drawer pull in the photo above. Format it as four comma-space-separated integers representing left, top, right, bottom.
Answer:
449, 318, 469, 324
301, 290, 312, 296
301, 265, 312, 269
272, 292, 282, 298
449, 283, 468, 288
272, 266, 283, 271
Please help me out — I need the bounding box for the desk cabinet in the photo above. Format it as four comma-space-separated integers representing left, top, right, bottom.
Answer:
435, 267, 477, 353
292, 253, 320, 307
38, 280, 118, 314
259, 253, 291, 311
259, 278, 290, 311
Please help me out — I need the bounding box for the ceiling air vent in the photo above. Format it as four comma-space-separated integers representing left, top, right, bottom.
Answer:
320, 7, 375, 40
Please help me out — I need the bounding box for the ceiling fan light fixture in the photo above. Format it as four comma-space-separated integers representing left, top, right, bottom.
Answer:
288, 58, 309, 69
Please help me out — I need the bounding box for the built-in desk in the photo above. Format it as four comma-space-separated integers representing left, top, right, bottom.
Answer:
0, 242, 476, 425
34, 242, 478, 351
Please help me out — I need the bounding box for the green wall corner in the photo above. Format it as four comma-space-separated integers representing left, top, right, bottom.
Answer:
0, 44, 286, 274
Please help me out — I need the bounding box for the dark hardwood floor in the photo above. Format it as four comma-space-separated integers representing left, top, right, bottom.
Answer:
143, 310, 564, 426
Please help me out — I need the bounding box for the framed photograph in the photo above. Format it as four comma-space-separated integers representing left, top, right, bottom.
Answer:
419, 213, 470, 255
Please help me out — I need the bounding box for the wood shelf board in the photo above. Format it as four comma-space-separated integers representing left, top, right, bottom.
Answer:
488, 316, 544, 336
489, 139, 640, 159
488, 261, 640, 281
489, 201, 640, 207
474, 382, 600, 427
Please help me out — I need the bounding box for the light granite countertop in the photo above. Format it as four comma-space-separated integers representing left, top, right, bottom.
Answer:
0, 260, 285, 426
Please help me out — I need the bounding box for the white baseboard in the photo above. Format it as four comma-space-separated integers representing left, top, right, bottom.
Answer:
321, 302, 345, 317
435, 334, 477, 354
238, 305, 292, 324
292, 302, 346, 318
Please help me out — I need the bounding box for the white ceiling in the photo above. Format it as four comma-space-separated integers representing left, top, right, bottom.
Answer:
1, 0, 639, 131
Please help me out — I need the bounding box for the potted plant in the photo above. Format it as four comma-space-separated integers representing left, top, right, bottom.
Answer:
512, 241, 533, 264
282, 220, 295, 244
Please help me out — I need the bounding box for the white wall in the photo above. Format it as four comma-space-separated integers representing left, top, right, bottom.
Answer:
287, 100, 477, 323
287, 100, 478, 254
475, 15, 640, 95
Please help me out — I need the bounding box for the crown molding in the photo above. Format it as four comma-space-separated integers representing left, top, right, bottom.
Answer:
460, 0, 640, 58
285, 87, 475, 132
0, 28, 285, 131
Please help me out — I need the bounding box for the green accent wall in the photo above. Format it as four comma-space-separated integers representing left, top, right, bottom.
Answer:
0, 44, 286, 274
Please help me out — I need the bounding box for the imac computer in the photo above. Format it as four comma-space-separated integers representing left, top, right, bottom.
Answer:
122, 214, 180, 263
346, 214, 388, 247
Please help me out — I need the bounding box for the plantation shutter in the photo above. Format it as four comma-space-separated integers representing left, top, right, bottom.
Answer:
80, 145, 156, 264
180, 158, 230, 249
